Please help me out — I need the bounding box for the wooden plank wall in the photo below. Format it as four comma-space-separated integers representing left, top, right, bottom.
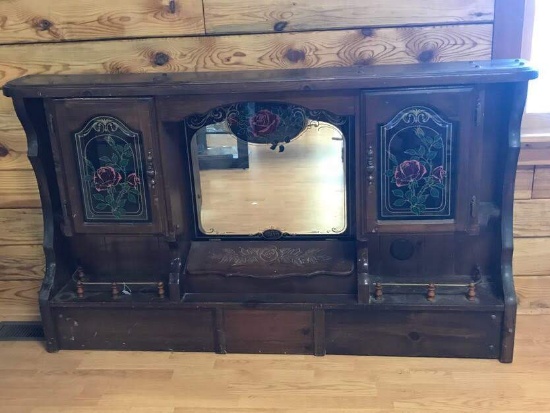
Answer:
0, 0, 548, 321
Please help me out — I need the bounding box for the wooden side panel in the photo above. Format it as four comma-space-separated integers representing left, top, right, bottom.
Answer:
532, 166, 550, 199
0, 0, 205, 44
0, 209, 43, 246
204, 0, 494, 34
224, 310, 314, 354
0, 25, 493, 87
0, 245, 44, 281
326, 310, 501, 358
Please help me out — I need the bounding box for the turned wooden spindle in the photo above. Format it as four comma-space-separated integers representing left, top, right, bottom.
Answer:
158, 281, 165, 298
111, 282, 119, 299
374, 282, 383, 300
76, 280, 84, 298
467, 282, 476, 301
427, 283, 436, 301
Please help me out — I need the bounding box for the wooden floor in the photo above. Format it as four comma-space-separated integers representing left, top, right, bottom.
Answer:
0, 314, 549, 413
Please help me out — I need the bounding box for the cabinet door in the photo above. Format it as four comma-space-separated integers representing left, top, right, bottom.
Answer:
48, 98, 165, 234
360, 87, 478, 236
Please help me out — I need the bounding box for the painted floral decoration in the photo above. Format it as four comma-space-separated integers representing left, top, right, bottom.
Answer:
386, 127, 447, 215
85, 136, 142, 219
249, 109, 281, 137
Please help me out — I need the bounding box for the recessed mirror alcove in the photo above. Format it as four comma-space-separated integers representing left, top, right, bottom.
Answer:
184, 102, 351, 237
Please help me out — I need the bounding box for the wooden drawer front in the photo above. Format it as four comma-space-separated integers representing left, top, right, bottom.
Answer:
204, 0, 494, 34
0, 0, 205, 44
326, 310, 501, 359
54, 308, 215, 351
224, 310, 313, 354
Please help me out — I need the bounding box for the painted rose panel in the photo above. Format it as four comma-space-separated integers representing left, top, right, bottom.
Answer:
378, 106, 454, 220
74, 116, 150, 222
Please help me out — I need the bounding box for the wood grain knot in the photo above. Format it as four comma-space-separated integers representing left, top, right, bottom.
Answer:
0, 144, 9, 158
408, 331, 421, 341
169, 0, 176, 13
153, 52, 170, 66
285, 48, 305, 63
417, 49, 435, 63
355, 57, 375, 66
36, 19, 53, 31
274, 21, 288, 32
361, 28, 375, 37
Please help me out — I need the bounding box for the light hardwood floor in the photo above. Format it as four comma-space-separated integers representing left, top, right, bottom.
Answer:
0, 314, 549, 413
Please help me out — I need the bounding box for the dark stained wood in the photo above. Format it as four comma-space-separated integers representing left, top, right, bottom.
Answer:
185, 240, 355, 278
53, 308, 215, 351
3, 60, 536, 362
224, 310, 313, 354
3, 60, 536, 99
325, 310, 501, 359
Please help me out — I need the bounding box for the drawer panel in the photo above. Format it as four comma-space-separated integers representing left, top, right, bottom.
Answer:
326, 310, 501, 358
54, 308, 215, 351
224, 309, 313, 354
204, 0, 494, 34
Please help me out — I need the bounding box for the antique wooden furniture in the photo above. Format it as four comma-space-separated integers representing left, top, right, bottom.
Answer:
4, 60, 536, 362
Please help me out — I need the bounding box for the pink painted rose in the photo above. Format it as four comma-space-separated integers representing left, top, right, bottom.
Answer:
249, 109, 280, 137
394, 160, 427, 187
127, 173, 140, 187
93, 166, 122, 191
432, 166, 446, 183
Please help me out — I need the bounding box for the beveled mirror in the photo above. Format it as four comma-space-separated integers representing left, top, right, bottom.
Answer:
184, 102, 350, 237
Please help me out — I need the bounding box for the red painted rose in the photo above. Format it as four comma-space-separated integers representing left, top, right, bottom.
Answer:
127, 173, 140, 187
432, 166, 446, 183
394, 160, 427, 187
249, 109, 280, 137
93, 166, 122, 191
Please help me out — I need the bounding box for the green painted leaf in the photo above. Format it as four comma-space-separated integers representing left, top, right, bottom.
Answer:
430, 187, 440, 198
392, 189, 404, 198
112, 153, 119, 164
99, 156, 111, 163
393, 199, 407, 207
418, 204, 427, 212
106, 194, 114, 204
434, 183, 445, 190
405, 190, 412, 199
411, 205, 421, 215
95, 203, 108, 210
411, 196, 418, 204
92, 193, 104, 201
404, 149, 417, 156
418, 195, 429, 204
418, 146, 426, 156
426, 151, 437, 160
120, 159, 129, 168
384, 169, 394, 177
388, 153, 398, 165
432, 139, 443, 149
128, 193, 137, 203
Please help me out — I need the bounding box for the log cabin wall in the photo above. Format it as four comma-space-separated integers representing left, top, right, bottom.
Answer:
0, 0, 548, 321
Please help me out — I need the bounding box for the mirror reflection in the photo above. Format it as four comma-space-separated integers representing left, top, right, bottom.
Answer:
187, 102, 348, 236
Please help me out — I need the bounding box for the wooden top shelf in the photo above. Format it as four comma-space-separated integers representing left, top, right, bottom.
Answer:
3, 60, 537, 98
